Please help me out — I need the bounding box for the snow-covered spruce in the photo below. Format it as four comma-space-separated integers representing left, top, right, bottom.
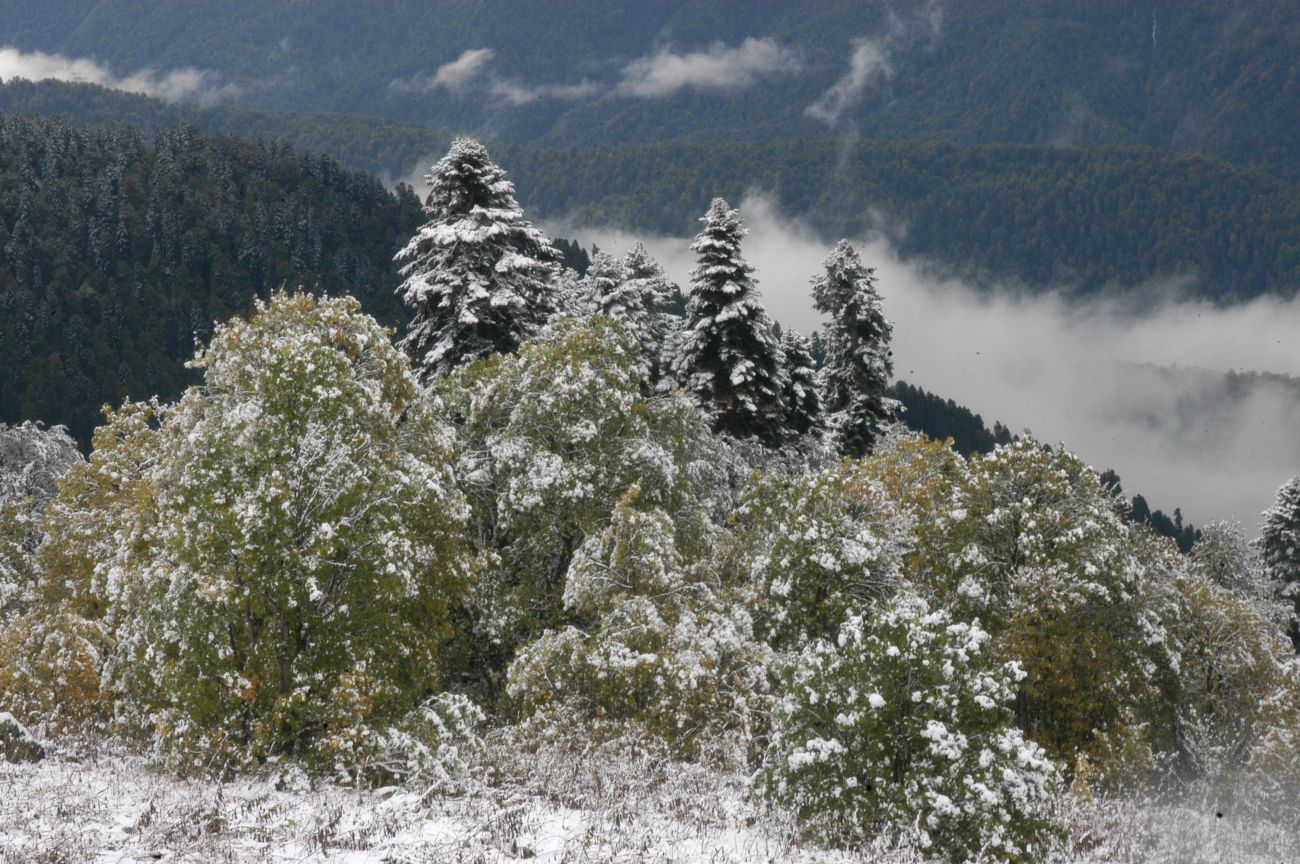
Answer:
1259, 476, 1300, 650
812, 240, 897, 457
619, 242, 682, 386
395, 137, 560, 379
768, 593, 1062, 862
672, 198, 786, 446
779, 328, 824, 438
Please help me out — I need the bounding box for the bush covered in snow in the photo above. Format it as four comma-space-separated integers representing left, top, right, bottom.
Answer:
768, 593, 1062, 862
436, 315, 728, 693
732, 458, 906, 649
4, 293, 474, 772
507, 488, 770, 757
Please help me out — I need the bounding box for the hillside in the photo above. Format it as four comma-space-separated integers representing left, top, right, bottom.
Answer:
4, 81, 1298, 300
0, 113, 423, 445
1, 1, 1297, 177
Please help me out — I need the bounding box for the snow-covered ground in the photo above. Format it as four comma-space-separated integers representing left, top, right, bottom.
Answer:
2, 735, 1296, 863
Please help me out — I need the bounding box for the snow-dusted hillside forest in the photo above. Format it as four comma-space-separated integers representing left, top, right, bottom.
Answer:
2, 139, 1299, 863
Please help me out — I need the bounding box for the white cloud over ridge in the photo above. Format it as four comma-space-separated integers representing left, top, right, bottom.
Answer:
615, 38, 801, 98
389, 48, 495, 94
0, 46, 238, 105
489, 77, 599, 105
806, 39, 893, 124
551, 195, 1300, 530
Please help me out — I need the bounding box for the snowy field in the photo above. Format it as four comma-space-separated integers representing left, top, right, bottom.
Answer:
3, 734, 1296, 864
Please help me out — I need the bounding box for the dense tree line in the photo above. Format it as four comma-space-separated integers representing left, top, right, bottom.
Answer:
507, 140, 1300, 301
4, 81, 1298, 300
0, 114, 424, 446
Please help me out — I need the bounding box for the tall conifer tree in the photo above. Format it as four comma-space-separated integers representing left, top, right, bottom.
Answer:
812, 240, 896, 457
1261, 476, 1300, 651
672, 199, 785, 444
395, 137, 558, 379
780, 329, 823, 437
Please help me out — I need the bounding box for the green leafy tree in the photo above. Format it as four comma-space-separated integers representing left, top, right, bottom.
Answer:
507, 488, 770, 755
909, 437, 1179, 764
732, 459, 905, 649
436, 315, 727, 696
107, 292, 473, 771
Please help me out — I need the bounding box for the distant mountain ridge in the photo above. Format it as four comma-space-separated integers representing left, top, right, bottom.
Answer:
1, 1, 1297, 178
3, 80, 1297, 302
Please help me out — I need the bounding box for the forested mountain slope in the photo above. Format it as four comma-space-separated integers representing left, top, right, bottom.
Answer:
0, 114, 423, 445
2, 1, 1297, 177
3, 81, 1298, 300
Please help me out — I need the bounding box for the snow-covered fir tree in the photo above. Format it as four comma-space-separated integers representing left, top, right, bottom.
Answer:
583, 250, 627, 317
779, 329, 822, 437
672, 198, 785, 445
1260, 476, 1300, 650
551, 267, 595, 319
619, 243, 680, 385
812, 240, 897, 457
395, 137, 559, 379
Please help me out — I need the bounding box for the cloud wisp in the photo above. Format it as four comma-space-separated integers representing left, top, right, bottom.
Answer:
806, 2, 945, 125
489, 77, 600, 105
389, 47, 596, 105
615, 37, 801, 98
389, 48, 495, 94
806, 38, 894, 124
552, 195, 1300, 529
0, 46, 238, 105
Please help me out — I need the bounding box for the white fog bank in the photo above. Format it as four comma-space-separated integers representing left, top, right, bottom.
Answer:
549, 196, 1300, 529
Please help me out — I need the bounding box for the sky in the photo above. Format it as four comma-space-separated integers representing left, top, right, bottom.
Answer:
552, 195, 1300, 531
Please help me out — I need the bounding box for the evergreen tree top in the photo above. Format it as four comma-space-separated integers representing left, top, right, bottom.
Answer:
424, 136, 522, 219
690, 198, 754, 289
813, 239, 884, 322
623, 242, 664, 281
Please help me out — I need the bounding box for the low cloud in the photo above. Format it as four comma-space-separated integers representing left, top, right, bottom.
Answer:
489, 77, 599, 105
616, 38, 801, 98
389, 48, 495, 94
807, 2, 945, 126
552, 195, 1300, 529
806, 39, 893, 124
0, 45, 238, 105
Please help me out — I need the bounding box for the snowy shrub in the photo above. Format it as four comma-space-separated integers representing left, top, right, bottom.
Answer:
1167, 565, 1300, 810
364, 692, 487, 792
507, 489, 770, 757
910, 436, 1178, 765
732, 459, 906, 649
0, 402, 161, 730
0, 421, 81, 621
437, 315, 728, 689
127, 292, 472, 771
768, 593, 1062, 862
0, 420, 82, 509
11, 293, 473, 771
